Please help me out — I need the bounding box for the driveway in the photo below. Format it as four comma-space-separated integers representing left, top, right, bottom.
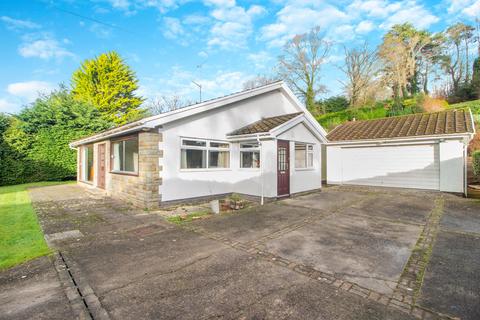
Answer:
1, 184, 479, 320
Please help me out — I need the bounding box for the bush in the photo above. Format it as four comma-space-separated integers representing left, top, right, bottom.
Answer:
318, 96, 349, 113
473, 151, 480, 177
316, 105, 387, 131
0, 88, 112, 186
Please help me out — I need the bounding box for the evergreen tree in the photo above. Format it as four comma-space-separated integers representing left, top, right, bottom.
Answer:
71, 51, 145, 125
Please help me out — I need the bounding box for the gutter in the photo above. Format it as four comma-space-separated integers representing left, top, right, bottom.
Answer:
326, 133, 474, 147
69, 122, 156, 148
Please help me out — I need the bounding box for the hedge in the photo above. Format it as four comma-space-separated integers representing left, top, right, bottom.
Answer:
0, 89, 112, 186
473, 151, 480, 177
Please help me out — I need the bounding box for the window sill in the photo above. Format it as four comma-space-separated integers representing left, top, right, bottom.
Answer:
110, 171, 139, 177
295, 167, 315, 171
238, 168, 261, 171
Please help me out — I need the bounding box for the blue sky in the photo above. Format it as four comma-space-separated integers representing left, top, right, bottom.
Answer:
0, 0, 479, 114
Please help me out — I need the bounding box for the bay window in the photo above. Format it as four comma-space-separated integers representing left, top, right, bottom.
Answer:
181, 139, 230, 169
240, 142, 260, 169
295, 143, 314, 169
111, 136, 139, 174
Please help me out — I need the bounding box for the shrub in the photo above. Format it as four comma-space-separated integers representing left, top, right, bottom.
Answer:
473, 151, 480, 177
318, 96, 349, 113
0, 88, 112, 186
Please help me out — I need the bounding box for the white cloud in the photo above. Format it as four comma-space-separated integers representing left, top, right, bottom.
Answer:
461, 0, 480, 17
7, 81, 55, 102
356, 20, 375, 34
183, 14, 210, 25
260, 3, 350, 46
206, 1, 266, 49
379, 2, 439, 29
163, 17, 186, 40
347, 0, 401, 19
18, 36, 74, 60
247, 51, 273, 69
0, 16, 40, 30
0, 98, 18, 113
139, 66, 252, 104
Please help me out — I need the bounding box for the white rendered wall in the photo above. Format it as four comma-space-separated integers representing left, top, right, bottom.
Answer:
326, 138, 466, 193
326, 146, 342, 185
160, 90, 304, 201
278, 123, 322, 194
439, 140, 464, 193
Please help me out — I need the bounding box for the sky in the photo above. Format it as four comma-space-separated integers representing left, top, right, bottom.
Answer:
0, 0, 479, 114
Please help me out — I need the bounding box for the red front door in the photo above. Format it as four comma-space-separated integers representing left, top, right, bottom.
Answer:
277, 140, 290, 197
97, 144, 106, 189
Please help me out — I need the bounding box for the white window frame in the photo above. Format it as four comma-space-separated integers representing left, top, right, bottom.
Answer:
239, 142, 261, 170
180, 138, 231, 171
295, 143, 314, 170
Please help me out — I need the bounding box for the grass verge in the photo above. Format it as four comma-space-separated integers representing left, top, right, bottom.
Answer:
0, 181, 71, 270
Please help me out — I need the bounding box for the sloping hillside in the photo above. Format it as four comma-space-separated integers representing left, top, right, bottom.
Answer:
317, 100, 480, 132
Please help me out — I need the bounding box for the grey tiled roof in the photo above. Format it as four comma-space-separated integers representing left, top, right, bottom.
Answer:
327, 109, 474, 142
227, 112, 303, 136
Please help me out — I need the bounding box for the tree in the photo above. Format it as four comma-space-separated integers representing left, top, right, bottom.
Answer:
277, 26, 331, 112
439, 23, 475, 95
146, 95, 193, 115
317, 96, 349, 113
0, 88, 112, 185
242, 75, 278, 90
378, 23, 432, 100
71, 51, 146, 125
339, 43, 379, 108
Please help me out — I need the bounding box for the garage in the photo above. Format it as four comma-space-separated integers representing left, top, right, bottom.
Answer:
340, 144, 440, 190
326, 109, 475, 194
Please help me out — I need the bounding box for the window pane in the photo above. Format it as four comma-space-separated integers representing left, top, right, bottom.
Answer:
182, 139, 206, 147
308, 152, 314, 167
181, 149, 206, 168
124, 139, 139, 172
209, 151, 230, 168
113, 142, 122, 171
240, 142, 259, 149
295, 144, 306, 168
84, 145, 94, 182
241, 151, 260, 168
210, 142, 229, 149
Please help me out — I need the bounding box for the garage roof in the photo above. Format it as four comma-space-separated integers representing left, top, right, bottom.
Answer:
227, 112, 303, 136
327, 109, 475, 142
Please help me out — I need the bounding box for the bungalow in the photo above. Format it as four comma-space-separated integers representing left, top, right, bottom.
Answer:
70, 81, 476, 209
69, 81, 328, 208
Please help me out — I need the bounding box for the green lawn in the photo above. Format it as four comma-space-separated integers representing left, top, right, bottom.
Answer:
0, 181, 71, 270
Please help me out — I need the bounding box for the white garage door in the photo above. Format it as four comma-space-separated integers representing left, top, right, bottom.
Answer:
341, 144, 440, 190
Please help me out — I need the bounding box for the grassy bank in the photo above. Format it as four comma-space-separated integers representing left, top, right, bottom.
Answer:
316, 99, 480, 132
0, 181, 69, 270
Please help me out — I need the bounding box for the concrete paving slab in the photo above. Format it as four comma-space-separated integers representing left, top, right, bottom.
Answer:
263, 212, 422, 295
189, 203, 322, 243
281, 190, 371, 212
418, 231, 480, 320
0, 256, 74, 320
93, 241, 413, 320
347, 194, 434, 225
440, 199, 480, 234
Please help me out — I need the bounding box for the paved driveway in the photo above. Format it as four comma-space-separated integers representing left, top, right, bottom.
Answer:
1, 184, 479, 320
